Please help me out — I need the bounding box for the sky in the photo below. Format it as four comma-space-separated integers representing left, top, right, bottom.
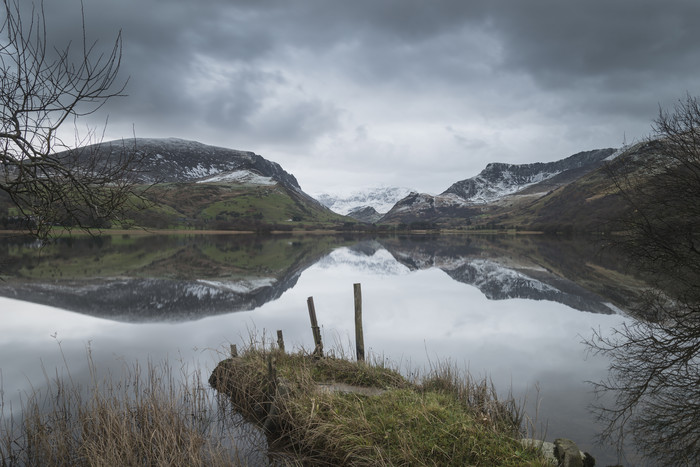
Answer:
33, 0, 700, 195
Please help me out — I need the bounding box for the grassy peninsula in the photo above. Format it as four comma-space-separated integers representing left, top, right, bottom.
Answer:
210, 343, 550, 466
2, 340, 552, 466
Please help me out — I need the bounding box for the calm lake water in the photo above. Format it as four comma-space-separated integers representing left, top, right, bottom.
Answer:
0, 233, 646, 465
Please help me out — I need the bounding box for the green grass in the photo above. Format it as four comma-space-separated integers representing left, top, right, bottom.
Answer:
128, 182, 349, 231
210, 345, 550, 466
312, 389, 539, 466
1, 178, 349, 233
200, 189, 296, 221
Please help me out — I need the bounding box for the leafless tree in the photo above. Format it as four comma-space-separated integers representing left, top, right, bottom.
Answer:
588, 95, 700, 465
0, 0, 144, 238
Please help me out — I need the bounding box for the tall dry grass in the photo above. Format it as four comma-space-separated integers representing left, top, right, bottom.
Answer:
0, 348, 255, 467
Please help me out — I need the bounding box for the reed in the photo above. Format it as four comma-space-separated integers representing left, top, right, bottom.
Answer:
0, 349, 246, 467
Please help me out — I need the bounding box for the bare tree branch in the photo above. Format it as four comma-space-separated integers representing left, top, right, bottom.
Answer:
0, 0, 145, 239
588, 94, 700, 465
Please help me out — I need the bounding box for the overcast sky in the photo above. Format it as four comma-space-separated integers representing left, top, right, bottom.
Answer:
38, 0, 700, 195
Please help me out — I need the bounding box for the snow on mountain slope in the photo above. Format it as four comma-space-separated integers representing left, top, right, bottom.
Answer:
71, 137, 302, 191
196, 170, 276, 185
445, 166, 557, 204
313, 186, 414, 215
442, 148, 616, 203
317, 246, 411, 276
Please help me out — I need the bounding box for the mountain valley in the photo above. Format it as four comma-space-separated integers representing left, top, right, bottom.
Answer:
0, 137, 669, 234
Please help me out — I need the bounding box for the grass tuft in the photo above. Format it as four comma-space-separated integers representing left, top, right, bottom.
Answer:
1, 351, 246, 467
210, 343, 550, 466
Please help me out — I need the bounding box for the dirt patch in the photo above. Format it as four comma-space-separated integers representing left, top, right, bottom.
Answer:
315, 382, 386, 397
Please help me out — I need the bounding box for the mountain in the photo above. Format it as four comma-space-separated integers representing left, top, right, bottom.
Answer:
62, 138, 348, 231
314, 187, 414, 216
380, 192, 479, 226
442, 148, 616, 203
489, 141, 659, 233
380, 148, 617, 228
346, 206, 383, 223
73, 137, 302, 190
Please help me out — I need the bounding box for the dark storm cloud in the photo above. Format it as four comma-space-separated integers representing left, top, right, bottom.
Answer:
27, 0, 700, 193
486, 1, 700, 116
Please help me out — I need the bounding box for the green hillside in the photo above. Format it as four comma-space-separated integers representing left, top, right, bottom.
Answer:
128, 181, 349, 231
463, 142, 663, 233
0, 180, 351, 233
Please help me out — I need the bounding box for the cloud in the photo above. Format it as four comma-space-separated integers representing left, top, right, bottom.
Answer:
31, 0, 700, 193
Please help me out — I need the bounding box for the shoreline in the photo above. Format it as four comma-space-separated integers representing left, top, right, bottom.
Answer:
0, 227, 549, 237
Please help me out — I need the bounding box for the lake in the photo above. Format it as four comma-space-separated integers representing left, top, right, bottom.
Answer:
0, 233, 645, 465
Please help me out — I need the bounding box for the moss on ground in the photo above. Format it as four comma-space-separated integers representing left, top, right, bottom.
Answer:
210, 347, 550, 466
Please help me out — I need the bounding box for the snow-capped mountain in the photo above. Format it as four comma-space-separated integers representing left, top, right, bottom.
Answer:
379, 192, 479, 224
313, 186, 414, 215
55, 137, 347, 230
70, 137, 302, 191
196, 170, 276, 186
381, 148, 616, 225
346, 206, 383, 223
441, 148, 616, 203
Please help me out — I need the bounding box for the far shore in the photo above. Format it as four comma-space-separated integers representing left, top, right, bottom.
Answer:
0, 227, 549, 237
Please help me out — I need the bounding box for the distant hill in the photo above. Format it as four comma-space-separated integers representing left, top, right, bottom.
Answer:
491, 141, 660, 233
52, 138, 349, 231
442, 148, 615, 203
346, 206, 383, 223
379, 192, 480, 226
0, 136, 669, 234
379, 148, 625, 230
85, 138, 303, 190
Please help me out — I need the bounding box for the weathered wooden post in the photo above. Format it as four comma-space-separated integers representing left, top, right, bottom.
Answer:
354, 283, 365, 362
230, 344, 238, 358
267, 353, 277, 385
307, 296, 323, 357
276, 329, 285, 352
263, 353, 279, 433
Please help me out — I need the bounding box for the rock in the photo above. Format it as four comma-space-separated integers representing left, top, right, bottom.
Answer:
520, 439, 558, 465
554, 438, 587, 467
520, 438, 595, 467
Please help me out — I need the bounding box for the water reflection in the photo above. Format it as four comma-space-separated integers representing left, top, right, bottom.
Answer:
0, 234, 351, 321
0, 233, 643, 464
1, 234, 640, 322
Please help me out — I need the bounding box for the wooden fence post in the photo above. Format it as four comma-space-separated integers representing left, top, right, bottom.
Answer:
307, 296, 323, 357
276, 329, 285, 352
354, 283, 365, 362
230, 344, 238, 358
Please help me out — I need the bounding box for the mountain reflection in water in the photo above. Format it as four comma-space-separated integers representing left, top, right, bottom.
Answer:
0, 234, 641, 322
1, 233, 648, 465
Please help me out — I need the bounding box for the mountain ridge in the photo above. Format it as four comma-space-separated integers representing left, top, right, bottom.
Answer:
441, 148, 616, 203
314, 186, 414, 215
379, 148, 618, 227
53, 137, 349, 231
8, 136, 655, 233
74, 137, 303, 192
